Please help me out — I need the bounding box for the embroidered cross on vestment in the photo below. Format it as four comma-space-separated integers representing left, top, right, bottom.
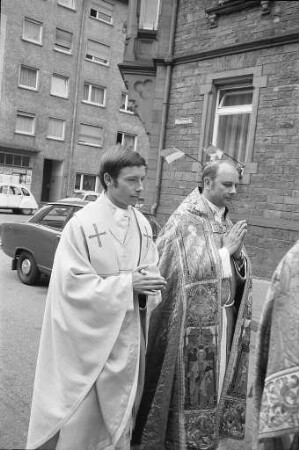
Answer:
88, 224, 106, 247
143, 227, 151, 249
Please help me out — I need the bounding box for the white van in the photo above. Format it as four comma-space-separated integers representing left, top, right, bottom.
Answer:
0, 183, 38, 215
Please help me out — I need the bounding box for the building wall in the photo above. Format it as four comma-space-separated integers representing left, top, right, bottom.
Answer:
121, 0, 299, 279
157, 0, 299, 279
0, 0, 149, 202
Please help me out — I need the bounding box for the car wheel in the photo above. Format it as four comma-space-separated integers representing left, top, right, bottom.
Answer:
17, 251, 40, 285
22, 208, 33, 215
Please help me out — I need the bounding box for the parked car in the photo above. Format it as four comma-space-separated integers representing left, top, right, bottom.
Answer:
0, 183, 38, 215
62, 191, 101, 202
1, 199, 161, 285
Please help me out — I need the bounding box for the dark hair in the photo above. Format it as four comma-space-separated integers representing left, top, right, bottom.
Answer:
99, 145, 147, 190
201, 159, 236, 185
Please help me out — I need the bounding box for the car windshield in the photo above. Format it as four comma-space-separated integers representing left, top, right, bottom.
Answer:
74, 192, 85, 199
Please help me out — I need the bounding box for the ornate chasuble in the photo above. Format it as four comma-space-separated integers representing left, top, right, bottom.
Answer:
254, 240, 299, 449
132, 188, 252, 450
26, 194, 160, 450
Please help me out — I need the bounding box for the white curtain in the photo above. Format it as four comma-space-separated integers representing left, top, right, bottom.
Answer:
20, 66, 37, 88
23, 19, 41, 42
51, 75, 69, 97
48, 118, 65, 139
16, 114, 34, 134
79, 124, 103, 146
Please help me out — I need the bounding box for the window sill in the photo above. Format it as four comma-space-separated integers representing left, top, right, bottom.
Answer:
137, 29, 158, 40
57, 4, 76, 12
85, 58, 109, 67
89, 16, 113, 27
50, 93, 69, 100
46, 137, 65, 142
18, 85, 38, 92
54, 47, 73, 56
78, 142, 102, 148
119, 109, 135, 115
14, 131, 35, 137
82, 100, 105, 108
22, 38, 43, 46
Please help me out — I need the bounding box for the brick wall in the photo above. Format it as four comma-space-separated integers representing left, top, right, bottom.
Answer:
154, 0, 299, 278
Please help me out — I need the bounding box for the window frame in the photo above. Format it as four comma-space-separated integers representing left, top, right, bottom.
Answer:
54, 28, 73, 54
212, 86, 253, 164
57, 0, 76, 11
22, 17, 43, 45
89, 1, 114, 25
18, 65, 39, 91
50, 73, 70, 98
199, 66, 267, 184
85, 39, 110, 66
47, 117, 66, 141
0, 153, 30, 168
78, 123, 104, 147
116, 131, 137, 151
82, 82, 106, 107
75, 173, 100, 192
15, 111, 36, 136
139, 0, 161, 30
120, 92, 135, 114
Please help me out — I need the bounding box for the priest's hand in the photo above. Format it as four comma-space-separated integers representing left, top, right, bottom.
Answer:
223, 220, 247, 257
132, 265, 167, 295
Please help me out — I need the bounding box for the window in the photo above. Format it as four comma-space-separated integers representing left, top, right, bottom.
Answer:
21, 187, 31, 196
75, 173, 97, 191
47, 117, 66, 140
116, 132, 137, 151
199, 67, 267, 183
39, 205, 71, 230
89, 0, 114, 24
78, 123, 103, 147
0, 153, 30, 168
139, 0, 160, 30
23, 18, 43, 44
212, 87, 253, 163
120, 92, 134, 113
15, 112, 36, 136
51, 74, 69, 98
83, 83, 106, 106
58, 0, 76, 10
86, 40, 110, 65
19, 66, 39, 90
54, 28, 73, 53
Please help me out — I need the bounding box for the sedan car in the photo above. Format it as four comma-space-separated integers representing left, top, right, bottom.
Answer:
1, 199, 161, 285
0, 182, 38, 214
63, 191, 101, 202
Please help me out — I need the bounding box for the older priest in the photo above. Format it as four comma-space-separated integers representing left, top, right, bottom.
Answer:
27, 148, 166, 450
132, 160, 252, 450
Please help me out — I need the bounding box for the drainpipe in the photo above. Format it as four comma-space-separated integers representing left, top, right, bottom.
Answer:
151, 0, 178, 215
66, 0, 87, 196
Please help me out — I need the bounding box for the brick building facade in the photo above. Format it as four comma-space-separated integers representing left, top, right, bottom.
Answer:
120, 0, 299, 278
0, 0, 149, 203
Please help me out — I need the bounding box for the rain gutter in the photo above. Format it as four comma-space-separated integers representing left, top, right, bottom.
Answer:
151, 0, 178, 215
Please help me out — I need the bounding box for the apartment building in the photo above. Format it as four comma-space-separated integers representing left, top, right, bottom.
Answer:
120, 0, 299, 278
0, 0, 149, 202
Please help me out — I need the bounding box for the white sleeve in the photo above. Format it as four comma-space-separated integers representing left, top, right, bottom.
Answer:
218, 247, 232, 279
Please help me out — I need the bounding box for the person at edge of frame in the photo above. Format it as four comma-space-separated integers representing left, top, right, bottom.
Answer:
26, 145, 167, 450
253, 239, 299, 450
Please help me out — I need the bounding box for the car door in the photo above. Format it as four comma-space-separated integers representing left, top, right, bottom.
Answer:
7, 185, 23, 209
34, 204, 74, 273
0, 184, 9, 208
